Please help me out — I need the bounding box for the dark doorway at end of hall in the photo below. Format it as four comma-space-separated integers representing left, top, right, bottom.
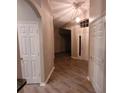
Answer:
58, 28, 71, 56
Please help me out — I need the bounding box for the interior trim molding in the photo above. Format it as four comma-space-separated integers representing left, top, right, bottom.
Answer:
71, 56, 88, 61
92, 80, 102, 93
87, 76, 90, 81
71, 56, 82, 60
40, 82, 46, 86
40, 66, 55, 86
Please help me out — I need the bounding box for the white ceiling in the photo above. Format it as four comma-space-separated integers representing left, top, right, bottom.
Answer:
49, 0, 89, 27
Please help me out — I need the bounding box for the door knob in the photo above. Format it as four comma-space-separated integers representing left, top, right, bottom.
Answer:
20, 58, 23, 60
18, 58, 23, 60
17, 58, 23, 62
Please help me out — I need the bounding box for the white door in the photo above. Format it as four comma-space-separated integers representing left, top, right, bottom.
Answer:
17, 21, 41, 84
89, 16, 106, 93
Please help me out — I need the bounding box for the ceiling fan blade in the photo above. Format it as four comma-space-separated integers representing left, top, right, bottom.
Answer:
78, 1, 85, 7
73, 1, 85, 8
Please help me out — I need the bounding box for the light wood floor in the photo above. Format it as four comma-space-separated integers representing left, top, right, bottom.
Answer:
21, 54, 96, 93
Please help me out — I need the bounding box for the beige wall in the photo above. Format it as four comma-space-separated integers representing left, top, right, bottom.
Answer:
70, 25, 89, 61
41, 0, 55, 81
89, 0, 106, 93
17, 0, 40, 21
54, 27, 65, 53
71, 26, 78, 57
90, 0, 106, 22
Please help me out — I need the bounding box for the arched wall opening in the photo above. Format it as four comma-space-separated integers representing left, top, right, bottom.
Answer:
17, 0, 44, 82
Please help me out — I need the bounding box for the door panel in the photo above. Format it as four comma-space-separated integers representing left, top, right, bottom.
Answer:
18, 22, 41, 84
21, 60, 31, 81
31, 60, 40, 83
89, 16, 105, 93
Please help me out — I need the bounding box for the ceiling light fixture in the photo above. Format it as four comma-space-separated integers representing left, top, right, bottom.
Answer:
75, 17, 81, 23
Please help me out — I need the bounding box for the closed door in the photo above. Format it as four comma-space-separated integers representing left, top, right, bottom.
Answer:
89, 16, 106, 92
17, 22, 41, 84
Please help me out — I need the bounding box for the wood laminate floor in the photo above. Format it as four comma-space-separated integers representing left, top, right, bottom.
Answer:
21, 54, 96, 93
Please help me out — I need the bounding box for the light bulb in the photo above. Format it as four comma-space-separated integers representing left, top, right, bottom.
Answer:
75, 17, 81, 23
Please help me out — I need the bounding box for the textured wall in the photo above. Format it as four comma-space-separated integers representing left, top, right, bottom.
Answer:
41, 0, 55, 81
17, 0, 40, 21
71, 26, 78, 57
90, 0, 106, 22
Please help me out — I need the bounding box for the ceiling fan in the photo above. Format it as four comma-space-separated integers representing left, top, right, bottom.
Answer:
73, 1, 85, 9
63, 1, 86, 27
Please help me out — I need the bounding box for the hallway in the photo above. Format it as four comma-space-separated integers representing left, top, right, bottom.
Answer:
22, 54, 95, 93
17, 0, 105, 93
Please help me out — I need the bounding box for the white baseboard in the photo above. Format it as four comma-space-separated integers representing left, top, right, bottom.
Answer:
71, 56, 83, 60
71, 56, 78, 59
71, 56, 88, 61
87, 76, 90, 81
45, 66, 55, 84
40, 82, 46, 86
40, 66, 55, 86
